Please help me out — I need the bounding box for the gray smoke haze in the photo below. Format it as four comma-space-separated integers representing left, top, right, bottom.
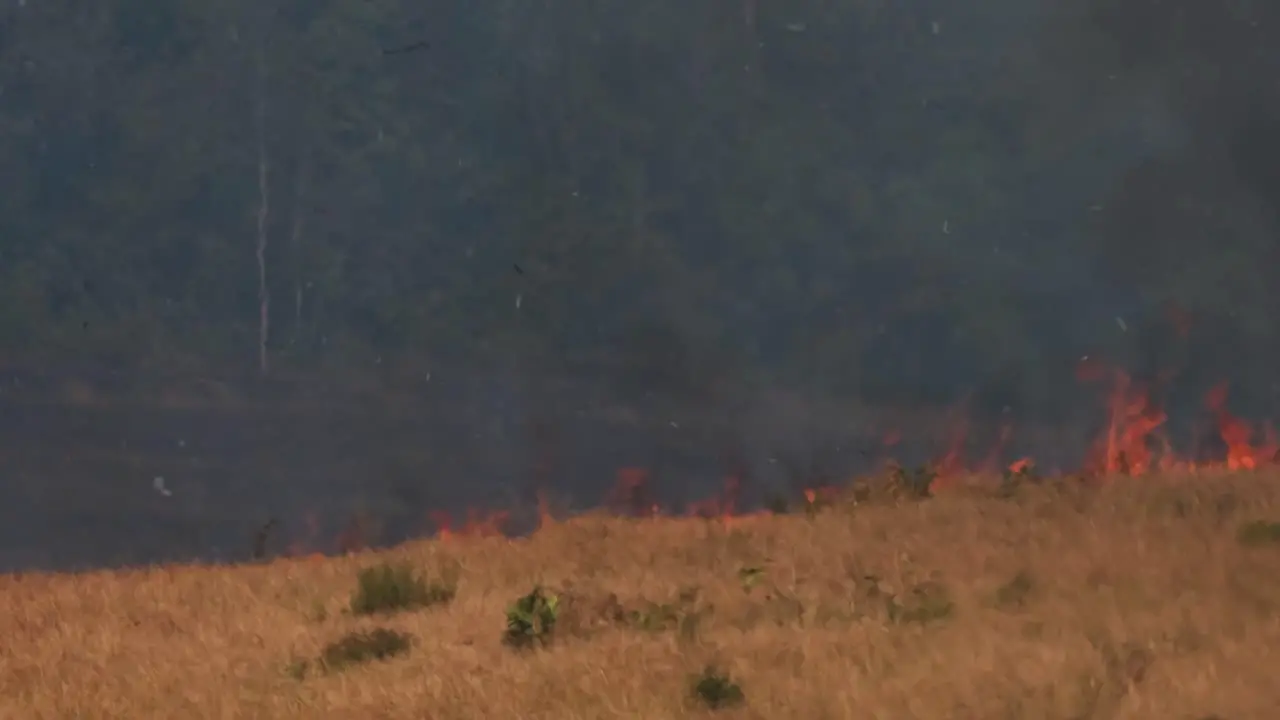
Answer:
0, 0, 1276, 571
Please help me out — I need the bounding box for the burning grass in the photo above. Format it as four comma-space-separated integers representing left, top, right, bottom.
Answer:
3, 472, 1280, 719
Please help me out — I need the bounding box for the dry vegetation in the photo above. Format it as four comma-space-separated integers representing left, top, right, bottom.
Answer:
4, 472, 1280, 719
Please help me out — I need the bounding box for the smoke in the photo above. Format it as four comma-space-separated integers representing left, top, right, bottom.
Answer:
1020, 0, 1280, 407
7, 0, 1280, 572
1042, 2, 1279, 288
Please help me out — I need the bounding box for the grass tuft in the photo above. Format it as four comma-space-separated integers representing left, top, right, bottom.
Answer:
1236, 519, 1280, 546
350, 562, 456, 616
690, 665, 745, 709
288, 628, 415, 678
6, 473, 1280, 717
321, 628, 414, 671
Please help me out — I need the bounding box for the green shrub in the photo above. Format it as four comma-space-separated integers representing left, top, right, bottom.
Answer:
289, 628, 414, 678
321, 628, 414, 671
504, 586, 560, 648
690, 665, 744, 709
350, 562, 456, 616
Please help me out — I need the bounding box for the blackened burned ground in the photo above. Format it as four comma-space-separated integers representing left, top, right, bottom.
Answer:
0, 367, 1112, 573
0, 397, 882, 572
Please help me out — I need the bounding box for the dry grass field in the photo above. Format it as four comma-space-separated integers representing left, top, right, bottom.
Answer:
3, 472, 1280, 719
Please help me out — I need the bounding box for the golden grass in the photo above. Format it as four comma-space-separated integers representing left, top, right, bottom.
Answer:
5, 473, 1280, 719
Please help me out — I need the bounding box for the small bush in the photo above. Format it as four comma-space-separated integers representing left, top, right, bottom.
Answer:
1236, 520, 1280, 546
350, 562, 456, 616
321, 628, 414, 671
504, 586, 560, 648
691, 665, 744, 709
289, 628, 415, 678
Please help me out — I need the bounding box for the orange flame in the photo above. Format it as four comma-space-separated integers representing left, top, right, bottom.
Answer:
429, 508, 510, 541
1205, 383, 1278, 470
1079, 369, 1167, 475
283, 342, 1280, 557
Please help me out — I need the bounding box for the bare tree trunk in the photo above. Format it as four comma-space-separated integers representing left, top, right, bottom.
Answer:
254, 45, 271, 376
289, 151, 309, 340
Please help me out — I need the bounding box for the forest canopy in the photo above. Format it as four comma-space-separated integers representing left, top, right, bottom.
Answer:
0, 0, 1275, 414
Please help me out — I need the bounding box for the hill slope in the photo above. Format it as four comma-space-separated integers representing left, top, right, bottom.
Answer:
4, 474, 1280, 719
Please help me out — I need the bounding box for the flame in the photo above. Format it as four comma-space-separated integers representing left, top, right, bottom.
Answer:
550, 357, 1276, 535
535, 490, 556, 531
687, 474, 741, 520
802, 486, 842, 508
611, 467, 655, 517
1205, 382, 1278, 470
1008, 457, 1034, 474
578, 356, 1269, 525
429, 508, 510, 541
278, 340, 1280, 558
1099, 370, 1166, 475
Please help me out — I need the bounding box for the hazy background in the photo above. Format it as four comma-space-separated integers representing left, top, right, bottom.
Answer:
0, 0, 1276, 571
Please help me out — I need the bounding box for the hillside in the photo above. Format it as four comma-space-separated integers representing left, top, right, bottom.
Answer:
3, 473, 1280, 719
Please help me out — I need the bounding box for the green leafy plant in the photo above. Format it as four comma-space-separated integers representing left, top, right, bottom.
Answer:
349, 562, 456, 616
690, 665, 745, 709
504, 586, 560, 648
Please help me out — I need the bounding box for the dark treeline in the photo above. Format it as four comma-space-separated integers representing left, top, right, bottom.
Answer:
2, 0, 1279, 570
0, 0, 1277, 420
